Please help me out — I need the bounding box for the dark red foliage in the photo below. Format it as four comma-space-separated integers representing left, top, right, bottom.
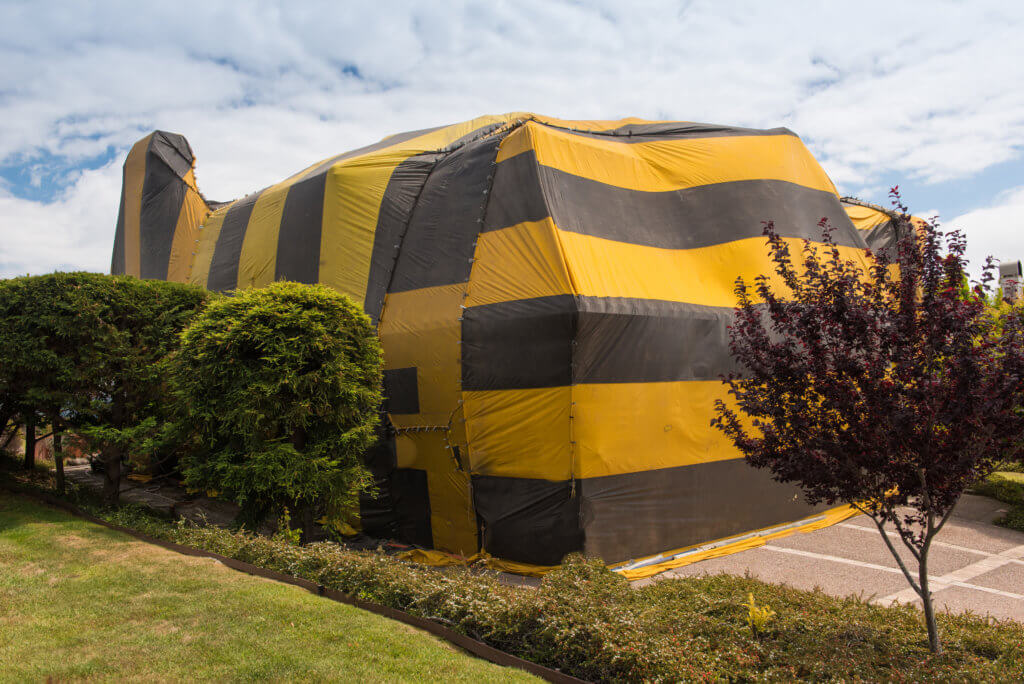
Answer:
712, 191, 1024, 548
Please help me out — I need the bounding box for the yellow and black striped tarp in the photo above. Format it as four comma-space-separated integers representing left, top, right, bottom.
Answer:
841, 196, 926, 258
112, 114, 893, 568
111, 131, 214, 281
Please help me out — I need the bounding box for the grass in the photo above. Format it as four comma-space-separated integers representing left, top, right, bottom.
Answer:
0, 494, 537, 683
972, 470, 1024, 533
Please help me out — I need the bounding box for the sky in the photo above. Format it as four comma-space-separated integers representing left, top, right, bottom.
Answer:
2, 0, 1023, 281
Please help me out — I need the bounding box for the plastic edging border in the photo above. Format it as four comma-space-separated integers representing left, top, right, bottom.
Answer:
0, 481, 587, 684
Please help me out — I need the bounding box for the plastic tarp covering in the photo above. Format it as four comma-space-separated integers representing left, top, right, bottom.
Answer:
112, 131, 211, 280
113, 113, 877, 573
841, 197, 924, 259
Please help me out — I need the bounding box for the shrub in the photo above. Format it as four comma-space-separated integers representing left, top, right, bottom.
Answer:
78, 277, 212, 503
172, 281, 383, 539
0, 273, 210, 497
973, 472, 1024, 506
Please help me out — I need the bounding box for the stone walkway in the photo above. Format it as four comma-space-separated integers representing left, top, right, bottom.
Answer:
651, 495, 1024, 622
64, 464, 247, 528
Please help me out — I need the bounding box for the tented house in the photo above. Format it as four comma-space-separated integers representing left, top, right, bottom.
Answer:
111, 114, 883, 575
841, 196, 923, 258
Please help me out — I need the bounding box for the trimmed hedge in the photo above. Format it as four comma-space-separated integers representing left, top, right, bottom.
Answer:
171, 281, 382, 528
973, 471, 1024, 533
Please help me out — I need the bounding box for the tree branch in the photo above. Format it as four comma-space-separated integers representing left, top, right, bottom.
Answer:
862, 508, 923, 597
933, 496, 960, 537
886, 506, 922, 562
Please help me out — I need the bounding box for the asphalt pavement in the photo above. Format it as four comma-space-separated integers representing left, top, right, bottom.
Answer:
646, 494, 1024, 622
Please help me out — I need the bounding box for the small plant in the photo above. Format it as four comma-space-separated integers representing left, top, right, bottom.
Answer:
274, 507, 302, 546
742, 592, 776, 637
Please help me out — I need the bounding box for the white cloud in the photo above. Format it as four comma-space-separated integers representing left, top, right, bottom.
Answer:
0, 162, 120, 277
1, 0, 1024, 275
948, 186, 1024, 281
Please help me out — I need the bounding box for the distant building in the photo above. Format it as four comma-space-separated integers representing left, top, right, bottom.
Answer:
1000, 260, 1022, 303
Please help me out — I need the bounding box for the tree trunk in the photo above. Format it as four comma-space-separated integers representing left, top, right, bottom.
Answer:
919, 548, 942, 654
292, 427, 313, 543
102, 447, 122, 507
53, 428, 65, 495
299, 505, 316, 545
23, 418, 36, 470
0, 409, 14, 452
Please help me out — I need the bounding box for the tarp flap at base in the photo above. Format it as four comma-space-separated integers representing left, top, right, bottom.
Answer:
397, 504, 860, 581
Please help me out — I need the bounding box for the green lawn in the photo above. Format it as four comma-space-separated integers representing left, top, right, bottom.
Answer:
0, 495, 537, 682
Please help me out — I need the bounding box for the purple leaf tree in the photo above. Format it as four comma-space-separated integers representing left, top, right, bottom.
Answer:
711, 190, 1024, 654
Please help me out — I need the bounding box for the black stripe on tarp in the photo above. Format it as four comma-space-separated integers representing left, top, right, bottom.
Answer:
391, 467, 433, 548
362, 153, 439, 321
206, 193, 261, 291
383, 367, 420, 414
468, 458, 825, 567
578, 458, 827, 564
483, 145, 548, 231
387, 134, 504, 295
275, 175, 326, 283
462, 296, 575, 391
365, 124, 513, 320
149, 130, 195, 179
110, 178, 127, 275
471, 475, 583, 566
861, 220, 903, 259
536, 119, 798, 143
291, 125, 446, 185
139, 134, 187, 280
0, 481, 584, 684
461, 296, 739, 390
485, 150, 863, 249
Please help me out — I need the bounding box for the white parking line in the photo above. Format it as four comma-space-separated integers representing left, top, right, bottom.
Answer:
878, 544, 1024, 605
838, 522, 1024, 565
762, 545, 944, 580
759, 543, 1024, 605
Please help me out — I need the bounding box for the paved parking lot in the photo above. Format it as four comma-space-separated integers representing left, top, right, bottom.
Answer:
650, 495, 1024, 622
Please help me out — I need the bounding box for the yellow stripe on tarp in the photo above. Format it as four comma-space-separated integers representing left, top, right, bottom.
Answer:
572, 380, 745, 478
462, 386, 571, 480
378, 283, 466, 427
319, 152, 407, 304
166, 180, 210, 283
468, 223, 870, 309
122, 134, 153, 277
236, 182, 291, 289
462, 380, 751, 480
464, 218, 576, 307
496, 121, 837, 195
187, 207, 229, 287
843, 203, 892, 233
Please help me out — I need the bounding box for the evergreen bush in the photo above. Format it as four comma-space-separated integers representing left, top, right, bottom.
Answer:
172, 281, 382, 539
